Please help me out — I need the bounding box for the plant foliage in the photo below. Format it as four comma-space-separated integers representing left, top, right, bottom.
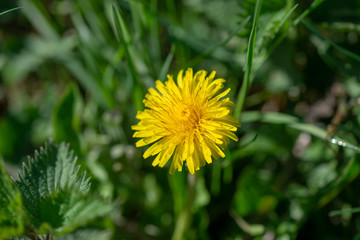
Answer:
0, 161, 24, 240
13, 141, 113, 235
2, 0, 360, 239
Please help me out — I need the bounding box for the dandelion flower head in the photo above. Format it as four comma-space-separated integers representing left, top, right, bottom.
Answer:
132, 68, 240, 174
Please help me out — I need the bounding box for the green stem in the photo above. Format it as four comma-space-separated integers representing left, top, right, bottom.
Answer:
171, 174, 197, 240
0, 6, 22, 16
293, 0, 326, 26
234, 0, 326, 118
234, 0, 263, 119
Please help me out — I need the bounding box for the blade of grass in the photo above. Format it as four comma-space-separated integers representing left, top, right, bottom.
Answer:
52, 84, 82, 157
329, 207, 360, 217
149, 0, 162, 73
302, 19, 360, 63
210, 161, 222, 196
240, 111, 360, 153
63, 57, 111, 108
166, 0, 176, 17
130, 2, 150, 73
158, 44, 176, 82
171, 174, 196, 240
234, 0, 263, 119
112, 5, 136, 75
264, 0, 326, 63
185, 16, 251, 68
257, 3, 298, 54
20, 0, 58, 39
274, 4, 298, 37
293, 0, 326, 26
240, 111, 299, 124
0, 7, 22, 16
317, 153, 360, 208
294, 153, 360, 233
112, 4, 144, 111
76, 0, 108, 44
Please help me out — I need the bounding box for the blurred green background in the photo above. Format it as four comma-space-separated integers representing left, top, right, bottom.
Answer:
1, 0, 360, 239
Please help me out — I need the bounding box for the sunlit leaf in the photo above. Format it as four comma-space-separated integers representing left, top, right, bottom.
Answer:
13, 142, 113, 234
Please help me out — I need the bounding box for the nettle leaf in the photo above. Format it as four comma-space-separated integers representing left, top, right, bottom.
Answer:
12, 229, 111, 240
0, 160, 24, 239
56, 229, 112, 240
13, 142, 113, 235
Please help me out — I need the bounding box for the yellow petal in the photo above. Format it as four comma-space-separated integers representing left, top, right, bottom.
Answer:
132, 68, 239, 174
136, 135, 163, 147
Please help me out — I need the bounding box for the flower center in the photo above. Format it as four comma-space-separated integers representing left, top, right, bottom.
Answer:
178, 104, 202, 132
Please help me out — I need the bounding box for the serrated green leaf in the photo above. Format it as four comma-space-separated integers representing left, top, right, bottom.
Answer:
63, 198, 113, 230
6, 237, 29, 240
56, 229, 112, 240
12, 229, 112, 240
0, 160, 24, 239
13, 142, 113, 234
60, 197, 113, 234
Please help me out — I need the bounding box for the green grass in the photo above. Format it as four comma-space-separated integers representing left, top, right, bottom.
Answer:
1, 0, 360, 239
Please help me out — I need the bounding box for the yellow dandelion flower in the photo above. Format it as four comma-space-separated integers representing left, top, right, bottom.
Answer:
132, 68, 240, 174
